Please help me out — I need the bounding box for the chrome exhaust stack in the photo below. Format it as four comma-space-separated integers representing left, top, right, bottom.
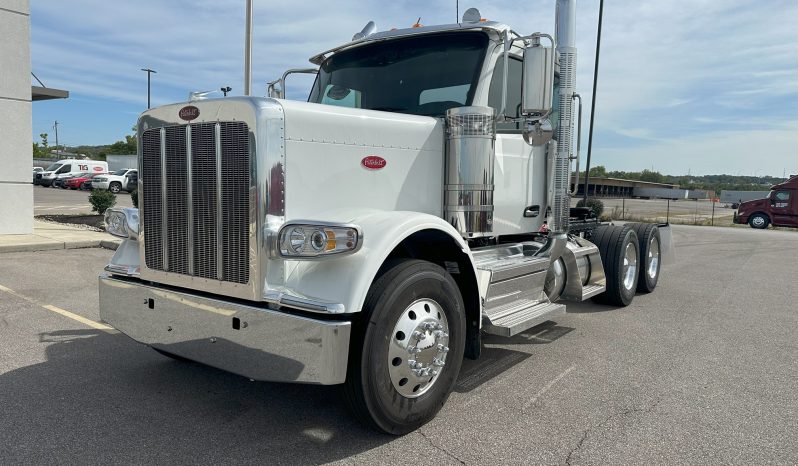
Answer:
444, 106, 497, 237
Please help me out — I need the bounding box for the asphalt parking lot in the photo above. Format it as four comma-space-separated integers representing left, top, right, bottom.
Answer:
33, 184, 133, 216
1, 225, 796, 464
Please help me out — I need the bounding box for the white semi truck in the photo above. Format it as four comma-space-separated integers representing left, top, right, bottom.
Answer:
100, 1, 672, 434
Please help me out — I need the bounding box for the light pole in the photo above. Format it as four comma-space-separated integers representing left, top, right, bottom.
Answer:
140, 68, 157, 108
582, 0, 604, 203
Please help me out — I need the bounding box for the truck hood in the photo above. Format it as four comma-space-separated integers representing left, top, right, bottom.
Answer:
738, 198, 768, 211
279, 100, 445, 220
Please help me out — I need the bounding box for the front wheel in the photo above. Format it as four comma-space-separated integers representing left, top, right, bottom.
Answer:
109, 182, 122, 194
749, 214, 769, 229
344, 259, 465, 435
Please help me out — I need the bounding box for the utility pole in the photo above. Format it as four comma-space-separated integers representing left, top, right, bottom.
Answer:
582, 0, 604, 203
221, 86, 232, 97
140, 68, 157, 108
53, 120, 59, 155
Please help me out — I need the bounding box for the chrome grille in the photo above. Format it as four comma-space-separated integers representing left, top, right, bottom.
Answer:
142, 122, 250, 284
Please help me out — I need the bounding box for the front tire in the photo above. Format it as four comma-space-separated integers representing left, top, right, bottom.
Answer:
593, 225, 639, 306
109, 182, 122, 194
749, 214, 769, 229
344, 259, 465, 435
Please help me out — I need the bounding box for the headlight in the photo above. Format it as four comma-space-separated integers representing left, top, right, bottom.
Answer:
278, 222, 362, 258
104, 207, 139, 239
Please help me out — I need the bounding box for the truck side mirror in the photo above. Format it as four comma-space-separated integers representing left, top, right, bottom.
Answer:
521, 41, 555, 118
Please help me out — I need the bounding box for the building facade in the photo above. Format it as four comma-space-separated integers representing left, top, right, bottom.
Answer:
0, 0, 33, 234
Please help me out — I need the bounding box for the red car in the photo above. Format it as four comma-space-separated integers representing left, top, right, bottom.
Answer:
65, 172, 104, 190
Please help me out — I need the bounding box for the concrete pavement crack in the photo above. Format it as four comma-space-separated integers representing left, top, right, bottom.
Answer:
418, 429, 466, 465
565, 397, 663, 465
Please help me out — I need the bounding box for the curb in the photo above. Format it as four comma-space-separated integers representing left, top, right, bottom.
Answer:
0, 238, 121, 254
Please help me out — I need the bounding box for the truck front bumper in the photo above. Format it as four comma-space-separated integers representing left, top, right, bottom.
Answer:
99, 274, 351, 385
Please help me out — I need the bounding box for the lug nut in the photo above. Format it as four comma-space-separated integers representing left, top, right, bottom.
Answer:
412, 330, 423, 339
437, 344, 449, 352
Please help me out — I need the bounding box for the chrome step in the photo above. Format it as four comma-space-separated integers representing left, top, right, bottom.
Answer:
483, 301, 566, 337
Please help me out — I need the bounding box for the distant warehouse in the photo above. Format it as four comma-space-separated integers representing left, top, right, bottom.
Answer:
574, 177, 710, 200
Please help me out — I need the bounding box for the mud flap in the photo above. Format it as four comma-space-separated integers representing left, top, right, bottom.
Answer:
657, 223, 676, 265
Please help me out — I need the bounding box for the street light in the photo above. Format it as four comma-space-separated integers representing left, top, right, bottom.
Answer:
140, 68, 157, 109
221, 86, 232, 97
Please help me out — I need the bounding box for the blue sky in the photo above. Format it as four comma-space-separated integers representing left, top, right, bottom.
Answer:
30, 0, 798, 176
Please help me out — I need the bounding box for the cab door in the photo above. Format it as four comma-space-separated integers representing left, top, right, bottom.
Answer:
769, 189, 794, 226
487, 54, 546, 235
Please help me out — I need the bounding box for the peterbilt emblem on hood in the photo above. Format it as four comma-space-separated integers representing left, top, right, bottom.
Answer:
179, 105, 200, 121
361, 156, 387, 170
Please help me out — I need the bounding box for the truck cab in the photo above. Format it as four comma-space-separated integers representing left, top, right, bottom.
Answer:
735, 175, 798, 229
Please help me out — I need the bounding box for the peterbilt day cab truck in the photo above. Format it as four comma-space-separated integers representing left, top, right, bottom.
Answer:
734, 175, 798, 229
100, 1, 673, 434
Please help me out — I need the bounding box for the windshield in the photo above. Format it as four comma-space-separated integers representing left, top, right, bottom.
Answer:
309, 32, 488, 117
112, 169, 128, 176
45, 163, 63, 172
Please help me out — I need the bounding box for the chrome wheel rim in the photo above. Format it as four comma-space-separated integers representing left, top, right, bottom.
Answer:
388, 298, 450, 398
752, 216, 765, 227
622, 241, 638, 291
647, 236, 660, 280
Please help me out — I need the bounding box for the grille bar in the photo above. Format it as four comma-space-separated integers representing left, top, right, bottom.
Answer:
142, 121, 250, 285
215, 123, 224, 281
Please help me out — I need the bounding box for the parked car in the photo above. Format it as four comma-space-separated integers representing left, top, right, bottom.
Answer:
38, 159, 108, 187
53, 173, 78, 189
92, 168, 137, 193
33, 167, 44, 184
124, 170, 138, 192
65, 172, 100, 190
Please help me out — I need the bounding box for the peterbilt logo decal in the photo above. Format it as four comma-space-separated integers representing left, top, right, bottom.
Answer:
179, 105, 200, 121
361, 156, 387, 170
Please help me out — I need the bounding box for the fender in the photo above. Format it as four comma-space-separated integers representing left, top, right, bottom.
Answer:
276, 209, 478, 315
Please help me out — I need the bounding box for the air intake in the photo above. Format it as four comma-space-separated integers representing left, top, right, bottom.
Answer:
444, 106, 496, 237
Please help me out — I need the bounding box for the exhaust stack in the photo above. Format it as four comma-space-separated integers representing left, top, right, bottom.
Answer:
551, 0, 577, 234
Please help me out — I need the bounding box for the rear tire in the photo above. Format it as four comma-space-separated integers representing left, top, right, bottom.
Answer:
628, 223, 661, 293
593, 225, 639, 306
749, 214, 769, 229
344, 259, 465, 435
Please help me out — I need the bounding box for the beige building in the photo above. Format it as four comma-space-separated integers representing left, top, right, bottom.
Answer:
1, 0, 67, 234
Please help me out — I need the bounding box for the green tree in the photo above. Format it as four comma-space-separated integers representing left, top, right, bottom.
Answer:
39, 133, 48, 149
639, 169, 665, 183
588, 165, 607, 178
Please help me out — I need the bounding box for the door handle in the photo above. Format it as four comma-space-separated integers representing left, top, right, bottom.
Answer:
524, 205, 541, 218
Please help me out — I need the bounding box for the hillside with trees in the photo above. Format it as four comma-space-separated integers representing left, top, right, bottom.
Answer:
584, 166, 786, 195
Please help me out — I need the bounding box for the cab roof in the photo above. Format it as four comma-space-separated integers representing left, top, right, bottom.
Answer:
309, 21, 513, 65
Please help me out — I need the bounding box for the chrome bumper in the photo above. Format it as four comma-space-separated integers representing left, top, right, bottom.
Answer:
99, 274, 351, 384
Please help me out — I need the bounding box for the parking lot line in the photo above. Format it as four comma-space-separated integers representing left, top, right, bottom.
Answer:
0, 283, 113, 331
522, 364, 576, 410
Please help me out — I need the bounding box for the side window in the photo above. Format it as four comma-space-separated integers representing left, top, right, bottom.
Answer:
419, 84, 470, 105
488, 55, 523, 131
774, 190, 790, 201
57, 164, 71, 173
320, 84, 362, 108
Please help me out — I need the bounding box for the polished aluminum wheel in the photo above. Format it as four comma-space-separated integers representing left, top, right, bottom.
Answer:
622, 241, 638, 291
387, 298, 450, 398
751, 216, 766, 228
647, 236, 660, 280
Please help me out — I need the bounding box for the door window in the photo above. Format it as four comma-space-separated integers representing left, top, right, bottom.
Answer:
488, 55, 523, 131
772, 190, 790, 208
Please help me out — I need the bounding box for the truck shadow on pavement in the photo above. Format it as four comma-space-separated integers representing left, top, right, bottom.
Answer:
0, 329, 392, 464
